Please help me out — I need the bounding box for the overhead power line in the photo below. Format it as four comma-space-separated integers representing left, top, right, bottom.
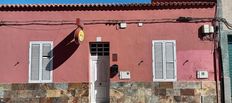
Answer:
0, 17, 232, 30
0, 17, 213, 26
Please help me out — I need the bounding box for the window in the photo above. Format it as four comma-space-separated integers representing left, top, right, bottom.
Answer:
152, 40, 176, 81
90, 42, 109, 56
29, 41, 53, 83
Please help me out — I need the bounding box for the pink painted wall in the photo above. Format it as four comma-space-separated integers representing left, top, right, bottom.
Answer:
0, 7, 215, 83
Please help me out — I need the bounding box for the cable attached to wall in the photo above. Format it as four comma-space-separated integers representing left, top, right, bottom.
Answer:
1, 17, 232, 31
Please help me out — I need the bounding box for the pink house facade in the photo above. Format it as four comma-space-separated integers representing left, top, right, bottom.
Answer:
0, 0, 219, 103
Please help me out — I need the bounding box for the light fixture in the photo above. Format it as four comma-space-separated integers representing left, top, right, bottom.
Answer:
138, 22, 143, 27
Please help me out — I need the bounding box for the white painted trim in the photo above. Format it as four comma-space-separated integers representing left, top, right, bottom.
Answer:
152, 40, 177, 81
173, 41, 177, 81
88, 55, 92, 103
28, 42, 32, 83
152, 41, 155, 81
29, 41, 53, 83
39, 43, 43, 82
89, 56, 97, 103
163, 41, 167, 80
50, 42, 53, 83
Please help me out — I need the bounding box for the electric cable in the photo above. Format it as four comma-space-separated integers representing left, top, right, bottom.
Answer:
0, 17, 231, 30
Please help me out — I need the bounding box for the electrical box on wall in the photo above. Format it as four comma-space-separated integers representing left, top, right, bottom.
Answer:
197, 71, 208, 79
202, 25, 214, 34
119, 22, 127, 29
119, 71, 130, 80
96, 37, 102, 42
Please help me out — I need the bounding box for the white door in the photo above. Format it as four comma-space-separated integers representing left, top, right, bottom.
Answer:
90, 56, 110, 103
89, 42, 110, 103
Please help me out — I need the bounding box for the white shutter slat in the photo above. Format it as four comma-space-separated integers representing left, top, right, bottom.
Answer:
30, 44, 40, 81
154, 42, 164, 79
42, 43, 51, 80
165, 42, 175, 79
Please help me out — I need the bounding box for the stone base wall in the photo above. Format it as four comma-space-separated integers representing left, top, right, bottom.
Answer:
110, 81, 218, 103
0, 81, 219, 103
0, 83, 89, 103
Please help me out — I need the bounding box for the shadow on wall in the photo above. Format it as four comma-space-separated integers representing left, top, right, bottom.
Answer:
110, 64, 119, 78
47, 30, 79, 71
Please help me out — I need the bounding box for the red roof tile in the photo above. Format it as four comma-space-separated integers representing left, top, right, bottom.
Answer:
0, 2, 216, 11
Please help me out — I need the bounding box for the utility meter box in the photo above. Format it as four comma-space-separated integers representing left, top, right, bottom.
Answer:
119, 22, 127, 29
119, 71, 131, 80
202, 25, 214, 34
202, 25, 210, 33
197, 71, 208, 79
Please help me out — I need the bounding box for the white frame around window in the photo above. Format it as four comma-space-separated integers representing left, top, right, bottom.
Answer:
29, 41, 53, 83
152, 40, 177, 81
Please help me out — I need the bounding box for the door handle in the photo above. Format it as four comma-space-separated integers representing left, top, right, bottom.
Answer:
42, 56, 51, 58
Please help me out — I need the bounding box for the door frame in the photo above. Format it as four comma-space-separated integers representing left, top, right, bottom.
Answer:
89, 56, 98, 103
89, 56, 110, 103
89, 42, 110, 103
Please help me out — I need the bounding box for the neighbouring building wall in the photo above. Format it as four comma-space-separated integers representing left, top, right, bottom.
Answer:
221, 0, 232, 31
220, 0, 232, 102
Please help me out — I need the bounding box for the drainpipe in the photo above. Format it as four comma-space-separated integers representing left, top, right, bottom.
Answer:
215, 0, 222, 102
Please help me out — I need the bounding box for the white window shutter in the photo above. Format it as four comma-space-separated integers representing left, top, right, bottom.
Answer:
154, 42, 164, 79
29, 41, 53, 83
165, 42, 175, 79
42, 43, 52, 81
30, 44, 40, 81
152, 40, 176, 81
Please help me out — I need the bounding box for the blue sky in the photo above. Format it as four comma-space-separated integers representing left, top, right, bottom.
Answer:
0, 0, 150, 4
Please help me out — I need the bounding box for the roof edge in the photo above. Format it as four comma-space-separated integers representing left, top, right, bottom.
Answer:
0, 2, 216, 11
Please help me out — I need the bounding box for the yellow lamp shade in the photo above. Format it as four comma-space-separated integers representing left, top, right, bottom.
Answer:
78, 30, 85, 42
